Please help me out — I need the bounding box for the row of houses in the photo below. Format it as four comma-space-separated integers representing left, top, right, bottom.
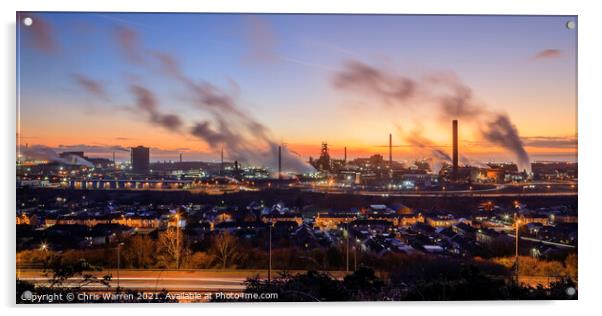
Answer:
17, 200, 577, 256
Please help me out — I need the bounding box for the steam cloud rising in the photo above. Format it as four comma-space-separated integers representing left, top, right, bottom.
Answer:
151, 52, 311, 173
481, 114, 530, 168
333, 60, 531, 170
333, 60, 416, 106
64, 20, 533, 172
130, 84, 183, 132
19, 145, 94, 167
404, 129, 452, 163
87, 26, 313, 173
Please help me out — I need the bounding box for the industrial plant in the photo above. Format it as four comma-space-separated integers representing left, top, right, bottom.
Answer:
17, 120, 577, 195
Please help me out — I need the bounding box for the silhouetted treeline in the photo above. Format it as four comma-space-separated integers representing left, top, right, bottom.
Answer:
226, 267, 578, 301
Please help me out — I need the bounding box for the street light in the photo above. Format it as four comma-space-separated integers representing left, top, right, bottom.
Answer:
39, 242, 50, 264
344, 222, 350, 273
531, 248, 539, 259
267, 216, 272, 284
116, 242, 124, 290
175, 213, 180, 269
352, 246, 358, 271
514, 213, 521, 284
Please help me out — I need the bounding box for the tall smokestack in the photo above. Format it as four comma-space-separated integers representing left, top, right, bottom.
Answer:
344, 146, 347, 162
389, 133, 393, 165
220, 147, 224, 176
278, 145, 282, 180
452, 120, 459, 179
179, 153, 182, 163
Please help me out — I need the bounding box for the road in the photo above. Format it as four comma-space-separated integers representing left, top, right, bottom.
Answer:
507, 234, 576, 249
17, 269, 349, 292
302, 189, 577, 198
18, 269, 259, 292
296, 181, 577, 197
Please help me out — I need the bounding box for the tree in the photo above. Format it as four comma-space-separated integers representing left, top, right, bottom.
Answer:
121, 235, 156, 268
343, 267, 384, 300
17, 249, 52, 267
17, 255, 177, 303
494, 256, 568, 278
44, 256, 111, 290
238, 271, 349, 302
188, 251, 214, 269
325, 246, 343, 270
210, 232, 239, 270
564, 253, 577, 281
157, 228, 188, 269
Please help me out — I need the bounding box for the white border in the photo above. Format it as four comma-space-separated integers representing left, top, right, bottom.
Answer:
2, 1, 600, 315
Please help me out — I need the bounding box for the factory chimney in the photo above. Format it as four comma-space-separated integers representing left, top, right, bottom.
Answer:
452, 120, 459, 180
179, 153, 182, 163
220, 147, 224, 176
344, 146, 347, 162
278, 145, 282, 180
389, 133, 393, 165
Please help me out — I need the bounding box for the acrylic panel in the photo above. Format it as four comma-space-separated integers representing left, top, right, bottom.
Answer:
16, 12, 577, 303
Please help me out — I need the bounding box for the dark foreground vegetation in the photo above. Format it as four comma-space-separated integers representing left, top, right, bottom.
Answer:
227, 267, 577, 302
17, 251, 577, 303
214, 253, 577, 301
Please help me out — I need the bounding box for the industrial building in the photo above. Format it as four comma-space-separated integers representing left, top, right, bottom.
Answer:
131, 146, 150, 174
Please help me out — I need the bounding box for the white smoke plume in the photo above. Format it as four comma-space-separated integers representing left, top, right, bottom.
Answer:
333, 60, 531, 171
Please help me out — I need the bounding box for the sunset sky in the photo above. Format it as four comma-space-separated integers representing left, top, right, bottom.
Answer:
17, 13, 577, 167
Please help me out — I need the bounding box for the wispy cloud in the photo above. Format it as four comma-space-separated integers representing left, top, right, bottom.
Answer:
57, 144, 130, 153
245, 15, 277, 62
94, 13, 158, 31
278, 56, 338, 72
20, 13, 59, 53
533, 49, 563, 61
115, 26, 144, 64
72, 73, 109, 100
522, 136, 577, 148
